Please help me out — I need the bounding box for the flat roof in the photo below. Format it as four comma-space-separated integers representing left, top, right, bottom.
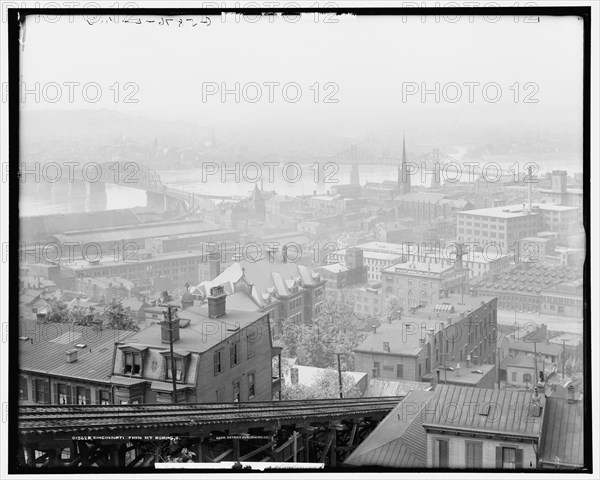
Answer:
382, 261, 454, 275
458, 204, 541, 219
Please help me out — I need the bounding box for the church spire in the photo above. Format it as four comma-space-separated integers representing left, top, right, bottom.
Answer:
398, 132, 411, 195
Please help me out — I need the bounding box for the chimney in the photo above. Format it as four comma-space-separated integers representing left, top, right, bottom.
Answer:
208, 285, 226, 318
567, 384, 576, 404
383, 342, 390, 353
208, 248, 221, 280
65, 349, 78, 363
427, 328, 435, 346
161, 316, 180, 343
371, 325, 377, 334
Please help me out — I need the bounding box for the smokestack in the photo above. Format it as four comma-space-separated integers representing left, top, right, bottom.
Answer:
208, 285, 226, 318
161, 316, 180, 343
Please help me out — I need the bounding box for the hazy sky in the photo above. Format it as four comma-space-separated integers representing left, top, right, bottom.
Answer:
19, 13, 584, 136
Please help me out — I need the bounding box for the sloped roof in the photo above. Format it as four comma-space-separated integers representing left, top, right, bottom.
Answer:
365, 378, 431, 397
422, 385, 544, 438
19, 320, 135, 383
539, 396, 584, 467
345, 390, 434, 468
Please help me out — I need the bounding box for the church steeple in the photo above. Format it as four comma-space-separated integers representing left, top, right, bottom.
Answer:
398, 132, 411, 195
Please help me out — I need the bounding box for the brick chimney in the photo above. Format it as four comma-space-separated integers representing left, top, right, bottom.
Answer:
161, 316, 180, 343
208, 248, 221, 280
208, 285, 227, 318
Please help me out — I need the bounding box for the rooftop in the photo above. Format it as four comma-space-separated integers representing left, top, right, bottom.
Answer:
49, 219, 222, 245
459, 204, 542, 219
539, 395, 584, 467
354, 295, 496, 356
381, 260, 454, 275
19, 320, 135, 383
422, 384, 544, 438
121, 306, 267, 353
344, 390, 434, 468
431, 363, 496, 385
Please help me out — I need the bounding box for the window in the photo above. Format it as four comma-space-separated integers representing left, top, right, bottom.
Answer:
214, 349, 223, 375
123, 351, 141, 376
56, 383, 71, 404
34, 379, 49, 404
98, 389, 111, 405
397, 364, 404, 379
523, 373, 532, 384
233, 381, 240, 402
465, 441, 483, 469
433, 438, 449, 468
500, 447, 520, 469
76, 387, 91, 405
373, 362, 380, 378
216, 389, 224, 402
19, 377, 28, 400
248, 373, 256, 399
230, 341, 240, 367
511, 372, 517, 382
166, 357, 184, 381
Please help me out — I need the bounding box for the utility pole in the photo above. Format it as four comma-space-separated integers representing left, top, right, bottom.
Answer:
336, 353, 343, 399
562, 340, 566, 379
160, 304, 179, 404
533, 341, 538, 388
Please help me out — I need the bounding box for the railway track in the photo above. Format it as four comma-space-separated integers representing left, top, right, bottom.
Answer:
19, 397, 403, 435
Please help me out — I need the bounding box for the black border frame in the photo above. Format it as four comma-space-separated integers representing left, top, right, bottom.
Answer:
7, 5, 592, 475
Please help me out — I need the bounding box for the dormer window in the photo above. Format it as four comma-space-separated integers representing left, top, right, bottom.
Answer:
160, 351, 190, 383
124, 351, 142, 376
119, 345, 148, 377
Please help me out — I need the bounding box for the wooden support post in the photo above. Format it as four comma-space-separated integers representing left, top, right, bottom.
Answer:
195, 439, 203, 464
232, 438, 240, 461
349, 421, 358, 446
304, 431, 310, 462
331, 428, 337, 467
319, 430, 334, 463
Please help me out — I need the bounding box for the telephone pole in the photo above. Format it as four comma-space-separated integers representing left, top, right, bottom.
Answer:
160, 304, 179, 404
562, 340, 566, 379
336, 353, 343, 398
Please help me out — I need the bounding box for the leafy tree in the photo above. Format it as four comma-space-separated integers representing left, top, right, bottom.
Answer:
69, 306, 100, 328
44, 298, 69, 324
103, 298, 139, 331
282, 370, 362, 400
281, 300, 367, 371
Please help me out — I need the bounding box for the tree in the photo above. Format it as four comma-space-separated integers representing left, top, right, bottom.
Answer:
69, 306, 100, 328
282, 370, 362, 400
44, 298, 69, 324
103, 298, 139, 331
281, 300, 367, 371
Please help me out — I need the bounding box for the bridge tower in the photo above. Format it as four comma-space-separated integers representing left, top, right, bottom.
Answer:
398, 133, 411, 195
